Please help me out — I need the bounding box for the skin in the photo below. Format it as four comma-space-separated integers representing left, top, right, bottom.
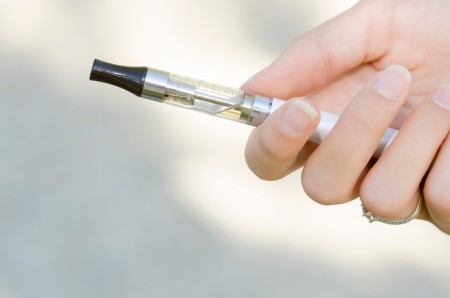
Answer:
242, 0, 450, 233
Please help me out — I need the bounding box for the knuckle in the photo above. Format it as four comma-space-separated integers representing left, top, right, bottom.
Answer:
259, 134, 290, 163
258, 123, 302, 163
434, 221, 450, 235
359, 175, 411, 219
245, 149, 281, 182
301, 160, 351, 205
345, 109, 379, 138
359, 181, 393, 216
438, 226, 450, 235
424, 180, 450, 214
360, 177, 419, 220
244, 130, 289, 181
250, 166, 283, 181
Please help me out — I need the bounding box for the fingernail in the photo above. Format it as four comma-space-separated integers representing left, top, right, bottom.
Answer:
373, 65, 411, 100
431, 84, 450, 111
280, 98, 318, 135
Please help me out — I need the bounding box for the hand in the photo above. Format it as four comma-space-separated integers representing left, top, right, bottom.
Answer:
242, 0, 450, 233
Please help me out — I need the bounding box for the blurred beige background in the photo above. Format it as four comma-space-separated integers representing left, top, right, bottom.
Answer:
1, 0, 450, 297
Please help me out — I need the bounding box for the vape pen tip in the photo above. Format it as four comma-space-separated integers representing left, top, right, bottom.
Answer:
90, 59, 147, 96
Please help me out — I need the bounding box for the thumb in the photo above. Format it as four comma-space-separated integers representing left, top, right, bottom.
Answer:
242, 1, 391, 99
245, 98, 320, 180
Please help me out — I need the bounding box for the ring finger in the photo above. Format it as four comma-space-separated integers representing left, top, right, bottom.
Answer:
361, 85, 450, 220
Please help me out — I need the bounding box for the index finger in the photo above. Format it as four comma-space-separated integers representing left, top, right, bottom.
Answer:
242, 0, 391, 99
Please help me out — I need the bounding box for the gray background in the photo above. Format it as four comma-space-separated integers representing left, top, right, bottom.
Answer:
1, 0, 449, 297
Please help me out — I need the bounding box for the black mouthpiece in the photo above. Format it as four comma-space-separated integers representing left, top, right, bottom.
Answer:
90, 59, 147, 96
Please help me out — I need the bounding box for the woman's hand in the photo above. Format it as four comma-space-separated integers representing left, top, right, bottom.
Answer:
242, 0, 450, 233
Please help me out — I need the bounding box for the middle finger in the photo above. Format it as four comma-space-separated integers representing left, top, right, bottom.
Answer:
302, 65, 411, 205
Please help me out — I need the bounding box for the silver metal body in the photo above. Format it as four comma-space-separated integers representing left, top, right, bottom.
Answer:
142, 68, 274, 126
142, 68, 397, 158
